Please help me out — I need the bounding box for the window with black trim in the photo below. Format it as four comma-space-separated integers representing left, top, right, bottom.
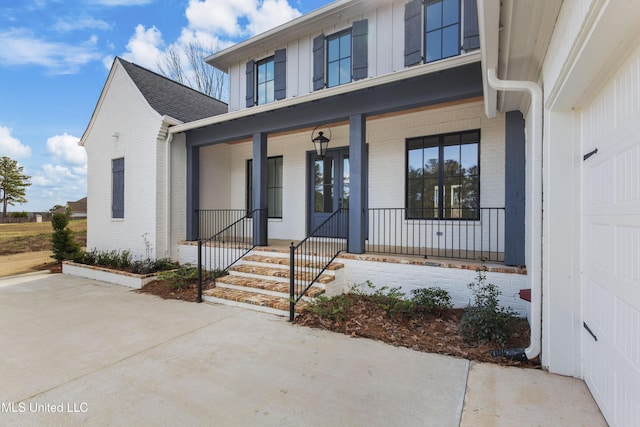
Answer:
425, 0, 460, 62
327, 30, 352, 88
247, 156, 283, 218
406, 130, 479, 220
404, 0, 479, 67
256, 56, 274, 105
112, 158, 124, 219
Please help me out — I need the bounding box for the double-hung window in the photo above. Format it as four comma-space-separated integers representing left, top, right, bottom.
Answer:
327, 31, 352, 88
406, 130, 479, 220
246, 156, 283, 218
425, 0, 460, 62
312, 20, 368, 90
245, 49, 286, 107
404, 0, 479, 66
256, 57, 275, 105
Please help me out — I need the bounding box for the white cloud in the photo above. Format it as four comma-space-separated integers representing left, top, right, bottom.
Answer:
246, 0, 301, 35
0, 28, 102, 74
121, 24, 164, 70
30, 163, 86, 209
53, 16, 111, 32
0, 125, 31, 159
88, 0, 153, 5
46, 133, 86, 166
185, 0, 301, 38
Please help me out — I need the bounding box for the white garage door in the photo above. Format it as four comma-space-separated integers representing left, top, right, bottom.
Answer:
581, 44, 640, 427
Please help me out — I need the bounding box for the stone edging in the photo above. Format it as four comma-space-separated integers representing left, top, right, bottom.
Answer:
62, 261, 161, 289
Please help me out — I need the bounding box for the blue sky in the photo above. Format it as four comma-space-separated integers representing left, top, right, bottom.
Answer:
0, 0, 332, 212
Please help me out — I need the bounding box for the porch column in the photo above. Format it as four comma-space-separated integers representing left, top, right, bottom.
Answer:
252, 132, 268, 246
504, 111, 526, 266
186, 143, 200, 241
348, 114, 366, 254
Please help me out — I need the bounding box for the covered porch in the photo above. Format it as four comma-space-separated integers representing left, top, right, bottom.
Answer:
177, 58, 527, 269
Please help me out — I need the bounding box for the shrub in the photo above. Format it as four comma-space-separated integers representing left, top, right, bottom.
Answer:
351, 281, 414, 318
157, 264, 223, 290
51, 212, 81, 261
306, 294, 354, 322
411, 287, 453, 316
460, 268, 518, 346
10, 211, 28, 218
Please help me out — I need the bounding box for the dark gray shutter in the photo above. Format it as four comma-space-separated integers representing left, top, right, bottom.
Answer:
274, 49, 286, 100
312, 34, 325, 91
112, 158, 124, 219
352, 19, 368, 80
404, 0, 422, 67
245, 60, 255, 108
463, 0, 480, 50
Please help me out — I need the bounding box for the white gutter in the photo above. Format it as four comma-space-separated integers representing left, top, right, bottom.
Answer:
487, 68, 542, 361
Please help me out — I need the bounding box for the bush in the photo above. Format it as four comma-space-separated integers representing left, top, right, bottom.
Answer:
460, 268, 518, 346
306, 294, 354, 322
74, 249, 180, 274
307, 281, 454, 320
158, 265, 203, 290
51, 212, 81, 261
9, 211, 28, 218
411, 287, 453, 316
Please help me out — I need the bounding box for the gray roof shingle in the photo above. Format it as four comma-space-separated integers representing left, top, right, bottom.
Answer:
117, 57, 227, 123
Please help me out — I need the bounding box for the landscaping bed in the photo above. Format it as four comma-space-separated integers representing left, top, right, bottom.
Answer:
294, 294, 535, 367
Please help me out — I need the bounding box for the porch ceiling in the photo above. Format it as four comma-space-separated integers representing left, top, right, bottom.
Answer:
185, 62, 483, 147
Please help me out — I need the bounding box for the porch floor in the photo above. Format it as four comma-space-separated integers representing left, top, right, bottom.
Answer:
256, 239, 524, 275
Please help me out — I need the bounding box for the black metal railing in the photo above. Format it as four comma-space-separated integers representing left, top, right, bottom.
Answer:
197, 209, 251, 240
196, 209, 264, 302
289, 208, 348, 321
365, 207, 505, 262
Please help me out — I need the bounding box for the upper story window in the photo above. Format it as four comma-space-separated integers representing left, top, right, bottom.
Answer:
327, 31, 352, 88
404, 0, 479, 67
425, 0, 460, 62
245, 49, 286, 108
313, 20, 368, 91
256, 57, 275, 105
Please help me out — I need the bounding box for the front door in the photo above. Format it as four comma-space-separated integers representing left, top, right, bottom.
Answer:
309, 148, 349, 237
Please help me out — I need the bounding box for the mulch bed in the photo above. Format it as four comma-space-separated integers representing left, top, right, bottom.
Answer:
136, 279, 214, 302
294, 296, 539, 367
132, 279, 536, 367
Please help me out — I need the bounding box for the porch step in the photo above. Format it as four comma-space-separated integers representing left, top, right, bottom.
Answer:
213, 274, 325, 298
242, 254, 345, 271
228, 264, 337, 285
202, 252, 338, 317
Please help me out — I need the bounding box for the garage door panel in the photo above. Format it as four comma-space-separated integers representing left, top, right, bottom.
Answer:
581, 39, 640, 427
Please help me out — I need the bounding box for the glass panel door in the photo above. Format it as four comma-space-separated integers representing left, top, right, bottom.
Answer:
310, 148, 349, 237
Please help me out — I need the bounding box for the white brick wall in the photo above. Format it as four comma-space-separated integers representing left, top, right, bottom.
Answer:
84, 63, 165, 260
341, 258, 529, 316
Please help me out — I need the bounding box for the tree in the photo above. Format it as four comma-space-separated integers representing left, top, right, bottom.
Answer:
0, 156, 31, 217
157, 40, 227, 100
51, 212, 81, 261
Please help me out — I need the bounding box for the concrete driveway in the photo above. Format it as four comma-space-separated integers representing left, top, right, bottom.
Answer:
0, 273, 605, 426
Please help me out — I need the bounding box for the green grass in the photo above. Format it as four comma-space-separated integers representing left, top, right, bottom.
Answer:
0, 219, 87, 256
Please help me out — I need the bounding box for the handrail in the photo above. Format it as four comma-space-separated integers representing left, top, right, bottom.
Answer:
289, 208, 348, 321
196, 208, 264, 302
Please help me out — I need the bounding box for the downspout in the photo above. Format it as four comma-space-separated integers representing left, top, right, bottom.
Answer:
165, 131, 174, 259
487, 68, 542, 361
